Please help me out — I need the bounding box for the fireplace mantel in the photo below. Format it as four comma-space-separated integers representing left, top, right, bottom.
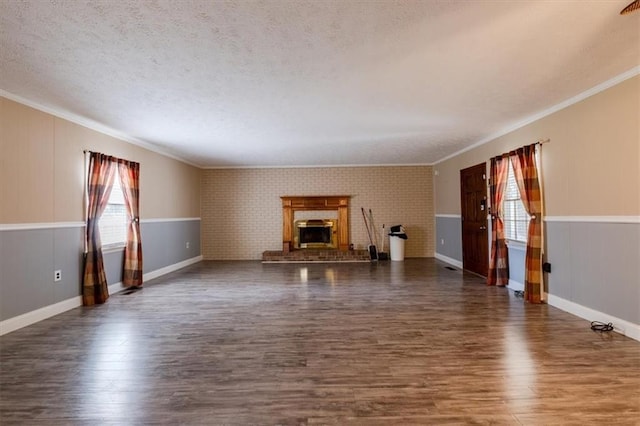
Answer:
281, 195, 350, 252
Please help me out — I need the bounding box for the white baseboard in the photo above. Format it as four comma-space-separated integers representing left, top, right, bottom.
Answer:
0, 255, 203, 336
143, 255, 203, 282
507, 279, 524, 292
547, 294, 640, 343
434, 253, 463, 269
0, 296, 82, 336
108, 281, 125, 296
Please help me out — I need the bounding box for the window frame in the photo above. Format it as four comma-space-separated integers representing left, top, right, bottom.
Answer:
98, 169, 128, 251
503, 163, 530, 244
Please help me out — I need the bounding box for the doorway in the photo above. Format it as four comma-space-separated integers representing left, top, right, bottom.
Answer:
460, 163, 489, 277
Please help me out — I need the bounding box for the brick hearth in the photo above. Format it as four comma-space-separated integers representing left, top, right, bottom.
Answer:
262, 249, 370, 263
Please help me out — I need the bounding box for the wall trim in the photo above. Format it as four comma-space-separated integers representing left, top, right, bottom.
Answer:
0, 90, 203, 169
506, 241, 527, 251
0, 296, 82, 336
544, 216, 640, 224
435, 214, 462, 219
548, 294, 640, 343
434, 66, 640, 165
140, 217, 201, 223
0, 217, 203, 231
143, 255, 203, 282
0, 222, 85, 231
4, 68, 638, 170
107, 281, 127, 296
204, 163, 433, 170
434, 253, 463, 269
107, 255, 203, 294
0, 255, 203, 336
507, 279, 524, 292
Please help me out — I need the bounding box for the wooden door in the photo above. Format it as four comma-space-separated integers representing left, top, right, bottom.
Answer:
460, 163, 489, 277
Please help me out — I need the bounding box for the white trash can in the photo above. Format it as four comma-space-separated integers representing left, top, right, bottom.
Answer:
389, 235, 406, 261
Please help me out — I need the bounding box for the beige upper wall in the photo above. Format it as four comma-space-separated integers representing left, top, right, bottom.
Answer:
434, 75, 640, 216
0, 97, 201, 223
201, 166, 434, 260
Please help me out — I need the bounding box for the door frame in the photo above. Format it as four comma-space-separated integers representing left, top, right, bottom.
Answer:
460, 162, 489, 277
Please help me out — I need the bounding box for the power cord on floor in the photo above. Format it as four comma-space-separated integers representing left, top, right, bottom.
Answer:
590, 321, 614, 332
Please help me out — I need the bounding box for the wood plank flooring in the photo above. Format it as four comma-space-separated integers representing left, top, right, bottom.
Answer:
1, 259, 639, 425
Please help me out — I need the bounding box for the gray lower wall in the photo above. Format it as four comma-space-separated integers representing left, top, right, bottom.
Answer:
0, 227, 84, 320
434, 217, 638, 325
507, 244, 526, 287
0, 219, 201, 322
435, 215, 528, 287
546, 221, 640, 325
435, 216, 463, 262
140, 220, 201, 273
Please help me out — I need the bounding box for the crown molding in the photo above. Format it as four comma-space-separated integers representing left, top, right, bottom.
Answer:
434, 66, 640, 165
0, 90, 204, 169
204, 162, 433, 170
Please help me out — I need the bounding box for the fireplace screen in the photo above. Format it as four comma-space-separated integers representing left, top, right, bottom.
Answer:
294, 219, 338, 249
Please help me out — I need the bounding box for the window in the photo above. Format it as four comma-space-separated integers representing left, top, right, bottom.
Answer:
99, 170, 127, 248
503, 164, 529, 242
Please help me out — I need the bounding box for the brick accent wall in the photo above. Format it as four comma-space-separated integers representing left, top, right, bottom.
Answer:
201, 166, 434, 260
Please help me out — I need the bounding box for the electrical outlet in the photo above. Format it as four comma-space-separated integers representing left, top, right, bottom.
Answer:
186, 241, 190, 249
54, 270, 62, 282
440, 239, 445, 245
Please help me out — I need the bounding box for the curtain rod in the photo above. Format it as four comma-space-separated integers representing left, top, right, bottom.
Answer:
83, 150, 139, 166
494, 138, 550, 160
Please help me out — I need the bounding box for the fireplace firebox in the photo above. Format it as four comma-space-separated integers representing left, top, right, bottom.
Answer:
294, 219, 337, 249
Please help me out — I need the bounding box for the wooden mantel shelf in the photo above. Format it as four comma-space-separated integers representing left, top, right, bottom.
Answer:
281, 195, 350, 252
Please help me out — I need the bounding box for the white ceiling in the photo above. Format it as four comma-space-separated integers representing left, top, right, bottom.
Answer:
1, 1, 639, 168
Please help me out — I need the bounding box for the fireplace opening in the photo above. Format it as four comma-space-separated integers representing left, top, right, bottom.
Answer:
294, 219, 337, 249
300, 227, 331, 244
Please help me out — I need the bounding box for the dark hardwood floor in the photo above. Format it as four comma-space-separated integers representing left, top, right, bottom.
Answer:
1, 259, 639, 425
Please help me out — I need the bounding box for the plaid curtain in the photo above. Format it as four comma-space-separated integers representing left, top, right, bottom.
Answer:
118, 160, 143, 287
83, 153, 116, 305
487, 154, 510, 286
510, 144, 543, 303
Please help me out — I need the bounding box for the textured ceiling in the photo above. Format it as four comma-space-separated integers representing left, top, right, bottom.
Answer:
1, 1, 639, 167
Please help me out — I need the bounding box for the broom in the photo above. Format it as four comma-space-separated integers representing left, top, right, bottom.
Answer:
378, 223, 388, 260
369, 209, 388, 260
361, 207, 378, 261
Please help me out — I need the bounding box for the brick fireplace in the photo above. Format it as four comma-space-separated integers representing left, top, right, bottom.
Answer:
281, 195, 350, 252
